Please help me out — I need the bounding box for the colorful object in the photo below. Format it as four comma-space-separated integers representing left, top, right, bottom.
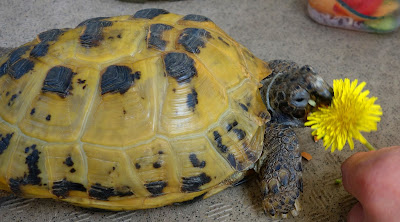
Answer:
305, 79, 383, 152
308, 0, 400, 32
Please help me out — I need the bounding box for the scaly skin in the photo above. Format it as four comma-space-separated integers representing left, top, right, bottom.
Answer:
257, 60, 333, 217
256, 123, 302, 217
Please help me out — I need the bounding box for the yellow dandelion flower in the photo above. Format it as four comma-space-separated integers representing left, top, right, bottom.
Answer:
305, 78, 382, 152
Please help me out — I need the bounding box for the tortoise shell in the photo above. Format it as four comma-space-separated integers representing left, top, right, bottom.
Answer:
0, 9, 271, 210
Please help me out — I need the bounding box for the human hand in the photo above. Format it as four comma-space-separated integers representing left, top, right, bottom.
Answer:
341, 146, 400, 222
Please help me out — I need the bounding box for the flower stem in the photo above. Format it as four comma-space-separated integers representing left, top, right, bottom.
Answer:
363, 140, 376, 151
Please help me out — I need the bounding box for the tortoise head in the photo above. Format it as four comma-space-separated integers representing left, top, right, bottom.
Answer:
260, 61, 333, 127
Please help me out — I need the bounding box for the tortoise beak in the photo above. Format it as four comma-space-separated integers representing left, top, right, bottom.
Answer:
306, 85, 333, 115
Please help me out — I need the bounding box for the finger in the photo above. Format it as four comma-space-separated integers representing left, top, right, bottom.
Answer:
341, 151, 372, 198
341, 146, 400, 198
347, 202, 364, 222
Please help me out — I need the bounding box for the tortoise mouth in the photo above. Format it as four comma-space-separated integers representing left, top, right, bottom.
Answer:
305, 93, 332, 117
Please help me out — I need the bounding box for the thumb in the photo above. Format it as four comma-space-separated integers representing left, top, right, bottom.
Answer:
347, 202, 364, 222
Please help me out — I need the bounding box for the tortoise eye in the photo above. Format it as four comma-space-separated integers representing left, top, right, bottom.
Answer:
291, 88, 310, 108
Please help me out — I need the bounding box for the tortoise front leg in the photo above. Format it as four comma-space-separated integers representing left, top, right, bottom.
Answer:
256, 122, 303, 218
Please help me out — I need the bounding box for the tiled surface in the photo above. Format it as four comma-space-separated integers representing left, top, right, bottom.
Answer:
0, 0, 399, 221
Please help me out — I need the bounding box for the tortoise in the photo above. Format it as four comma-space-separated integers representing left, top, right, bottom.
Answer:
0, 8, 333, 217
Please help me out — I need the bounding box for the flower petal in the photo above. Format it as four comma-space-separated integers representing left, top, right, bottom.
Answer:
305, 78, 382, 152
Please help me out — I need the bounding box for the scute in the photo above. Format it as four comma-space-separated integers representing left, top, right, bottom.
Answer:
45, 144, 87, 198
0, 48, 47, 124
82, 57, 163, 147
5, 134, 50, 197
159, 52, 228, 136
170, 137, 235, 191
0, 121, 18, 191
125, 138, 179, 196
83, 144, 140, 200
0, 9, 271, 210
18, 65, 99, 142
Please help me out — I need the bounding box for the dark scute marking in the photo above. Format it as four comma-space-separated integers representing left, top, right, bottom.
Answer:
218, 36, 230, 46
227, 153, 236, 168
70, 168, 76, 173
101, 65, 137, 95
25, 149, 41, 185
8, 59, 35, 79
89, 183, 133, 200
178, 28, 212, 54
30, 42, 49, 57
38, 29, 65, 42
181, 14, 211, 22
9, 45, 32, 64
31, 29, 66, 58
42, 66, 75, 97
164, 52, 197, 83
135, 163, 141, 169
0, 46, 32, 78
0, 63, 7, 77
153, 162, 162, 168
63, 156, 74, 167
9, 178, 22, 194
148, 23, 173, 51
181, 173, 211, 192
233, 128, 246, 140
186, 89, 198, 111
80, 20, 113, 48
173, 192, 207, 206
77, 17, 111, 27
133, 8, 169, 19
77, 79, 86, 84
0, 133, 13, 155
158, 151, 164, 155
239, 103, 249, 112
145, 181, 167, 196
46, 115, 51, 121
133, 71, 141, 80
11, 146, 43, 193
7, 94, 18, 106
89, 183, 115, 200
213, 131, 228, 153
24, 147, 29, 153
226, 121, 238, 132
189, 153, 206, 168
52, 179, 86, 198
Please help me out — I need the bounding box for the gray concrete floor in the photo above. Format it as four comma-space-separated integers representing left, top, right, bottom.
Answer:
0, 0, 399, 221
